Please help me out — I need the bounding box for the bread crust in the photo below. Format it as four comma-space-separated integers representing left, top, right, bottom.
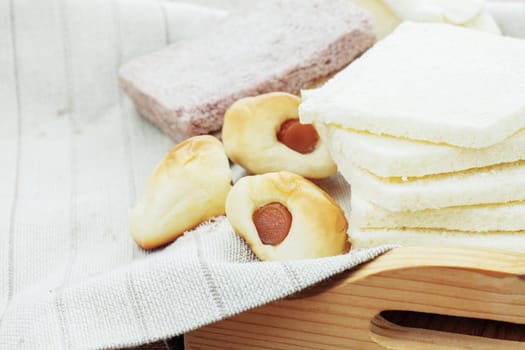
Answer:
226, 171, 349, 261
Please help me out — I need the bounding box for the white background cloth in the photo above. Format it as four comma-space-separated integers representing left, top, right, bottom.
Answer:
0, 0, 523, 349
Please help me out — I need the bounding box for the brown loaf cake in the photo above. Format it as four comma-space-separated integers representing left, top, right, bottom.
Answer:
119, 0, 375, 141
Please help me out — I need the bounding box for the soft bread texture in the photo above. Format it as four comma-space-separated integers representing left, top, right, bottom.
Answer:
119, 0, 375, 142
223, 93, 336, 179
130, 135, 231, 249
300, 22, 525, 148
350, 0, 500, 39
352, 195, 525, 232
226, 172, 348, 261
341, 160, 525, 212
350, 227, 525, 253
317, 123, 525, 177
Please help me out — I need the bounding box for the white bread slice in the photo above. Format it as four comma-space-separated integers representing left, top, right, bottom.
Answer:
317, 123, 525, 177
350, 227, 525, 253
300, 22, 525, 148
341, 160, 525, 211
120, 0, 375, 141
352, 195, 525, 232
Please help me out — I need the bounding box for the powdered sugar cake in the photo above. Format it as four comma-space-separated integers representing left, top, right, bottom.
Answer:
119, 0, 375, 141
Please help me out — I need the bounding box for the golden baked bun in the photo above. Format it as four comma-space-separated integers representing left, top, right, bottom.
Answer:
226, 171, 349, 261
130, 135, 232, 249
222, 92, 336, 179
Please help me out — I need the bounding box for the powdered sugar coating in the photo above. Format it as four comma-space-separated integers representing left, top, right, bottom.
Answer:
120, 0, 375, 141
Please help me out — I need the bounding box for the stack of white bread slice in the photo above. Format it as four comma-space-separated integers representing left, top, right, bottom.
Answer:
300, 22, 525, 252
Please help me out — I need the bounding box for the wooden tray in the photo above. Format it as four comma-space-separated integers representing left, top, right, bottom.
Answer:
185, 246, 525, 349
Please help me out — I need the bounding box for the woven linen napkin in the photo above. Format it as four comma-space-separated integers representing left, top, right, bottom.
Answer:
0, 0, 394, 349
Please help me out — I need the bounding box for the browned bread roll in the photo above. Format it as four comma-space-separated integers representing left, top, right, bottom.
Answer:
226, 171, 349, 261
130, 135, 232, 249
222, 92, 337, 178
